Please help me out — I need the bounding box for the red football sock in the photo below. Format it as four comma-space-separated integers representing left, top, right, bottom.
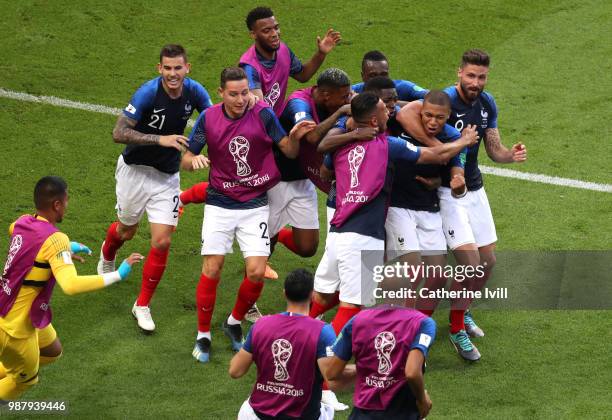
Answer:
231, 276, 264, 321
136, 247, 169, 306
449, 310, 465, 334
278, 227, 299, 254
180, 182, 208, 205
332, 306, 361, 335
309, 292, 340, 318
102, 221, 125, 260
196, 274, 220, 333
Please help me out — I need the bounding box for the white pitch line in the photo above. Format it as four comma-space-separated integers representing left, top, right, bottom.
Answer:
1, 87, 611, 193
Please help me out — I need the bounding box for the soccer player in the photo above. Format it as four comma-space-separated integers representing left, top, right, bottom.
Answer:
313, 93, 477, 337
269, 68, 352, 260
97, 44, 212, 333
398, 49, 527, 360
0, 176, 141, 400
352, 50, 428, 102
326, 305, 436, 419
239, 6, 341, 116
181, 67, 315, 363
230, 269, 350, 420
386, 90, 468, 315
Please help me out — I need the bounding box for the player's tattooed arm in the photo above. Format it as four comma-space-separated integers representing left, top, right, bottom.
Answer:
484, 128, 527, 163
112, 115, 160, 145
112, 115, 189, 151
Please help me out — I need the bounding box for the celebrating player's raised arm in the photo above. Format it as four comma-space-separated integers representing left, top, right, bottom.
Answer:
415, 125, 478, 165
317, 126, 378, 153
293, 29, 342, 83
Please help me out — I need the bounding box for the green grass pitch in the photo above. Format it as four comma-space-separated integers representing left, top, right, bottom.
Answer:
0, 0, 611, 418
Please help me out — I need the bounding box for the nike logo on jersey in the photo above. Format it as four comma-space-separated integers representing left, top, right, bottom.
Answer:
456, 113, 466, 118
153, 108, 165, 113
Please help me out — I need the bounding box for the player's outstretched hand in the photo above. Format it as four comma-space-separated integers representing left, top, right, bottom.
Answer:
450, 174, 467, 197
317, 28, 341, 54
352, 127, 378, 142
460, 124, 479, 146
416, 176, 442, 191
117, 253, 144, 281
289, 120, 317, 141
191, 154, 210, 170
160, 134, 189, 151
70, 242, 92, 263
416, 390, 432, 418
511, 142, 527, 162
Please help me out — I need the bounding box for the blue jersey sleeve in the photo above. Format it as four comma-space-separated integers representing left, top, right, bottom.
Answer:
317, 324, 337, 359
241, 63, 261, 90
323, 153, 334, 170
282, 98, 314, 125
351, 82, 364, 94
188, 111, 207, 154
409, 317, 437, 357
123, 79, 158, 121
482, 92, 498, 129
388, 135, 421, 162
394, 79, 428, 101
190, 80, 213, 112
440, 125, 465, 168
334, 116, 348, 131
260, 107, 287, 143
242, 328, 254, 353
288, 48, 303, 76
331, 317, 354, 361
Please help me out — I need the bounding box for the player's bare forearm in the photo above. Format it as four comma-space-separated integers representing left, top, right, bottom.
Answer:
305, 106, 350, 144
277, 136, 299, 158
180, 151, 195, 171
405, 350, 427, 402
112, 115, 160, 145
293, 51, 326, 83
322, 356, 348, 381
250, 88, 265, 101
229, 349, 253, 379
419, 141, 466, 165
484, 128, 513, 163
397, 102, 440, 146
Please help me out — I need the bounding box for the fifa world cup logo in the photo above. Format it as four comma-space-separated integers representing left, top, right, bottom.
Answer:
374, 331, 396, 375
229, 136, 252, 177
264, 82, 281, 107
271, 338, 293, 382
348, 145, 366, 188
1, 234, 22, 295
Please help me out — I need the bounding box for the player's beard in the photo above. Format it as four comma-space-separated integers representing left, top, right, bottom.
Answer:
460, 82, 482, 101
260, 40, 280, 53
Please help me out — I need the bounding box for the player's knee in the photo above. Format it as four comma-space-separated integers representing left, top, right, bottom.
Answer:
482, 253, 496, 270
246, 265, 266, 282
295, 241, 318, 258
151, 236, 172, 251
40, 338, 63, 359
117, 224, 138, 240
313, 292, 334, 307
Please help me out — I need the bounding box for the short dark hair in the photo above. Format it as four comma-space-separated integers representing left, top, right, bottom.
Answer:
362, 50, 388, 68
34, 176, 67, 210
461, 49, 490, 67
363, 76, 396, 94
424, 90, 451, 109
351, 92, 380, 123
316, 68, 350, 90
160, 44, 187, 63
220, 67, 247, 88
284, 269, 314, 303
246, 6, 274, 30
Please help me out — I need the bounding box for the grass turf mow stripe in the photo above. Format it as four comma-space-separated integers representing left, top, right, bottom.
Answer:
1, 86, 610, 194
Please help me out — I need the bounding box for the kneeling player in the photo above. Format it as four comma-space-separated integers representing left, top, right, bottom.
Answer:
0, 177, 141, 400
229, 269, 351, 420
181, 67, 314, 363
326, 306, 436, 419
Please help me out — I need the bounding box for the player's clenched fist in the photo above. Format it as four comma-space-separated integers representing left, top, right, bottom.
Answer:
511, 142, 527, 162
460, 124, 479, 146
159, 134, 189, 151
